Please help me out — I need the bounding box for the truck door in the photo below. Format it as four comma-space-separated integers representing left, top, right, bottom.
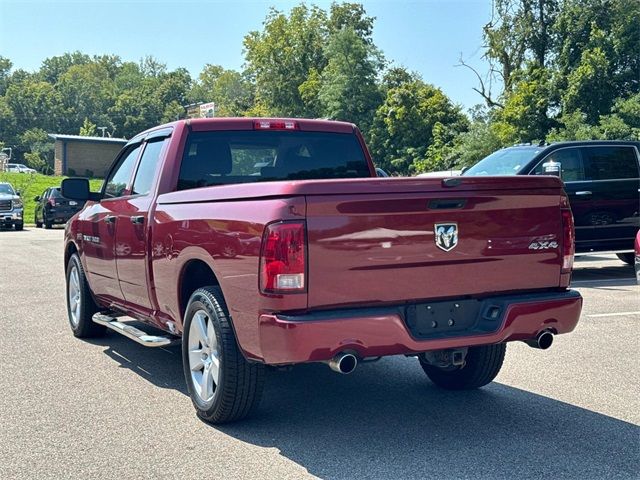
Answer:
114, 134, 170, 314
579, 145, 640, 251
82, 143, 142, 303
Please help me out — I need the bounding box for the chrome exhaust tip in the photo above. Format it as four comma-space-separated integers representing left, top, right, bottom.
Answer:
327, 352, 358, 374
525, 330, 554, 350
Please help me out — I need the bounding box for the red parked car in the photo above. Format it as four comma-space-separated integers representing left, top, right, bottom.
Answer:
62, 118, 582, 423
635, 231, 640, 283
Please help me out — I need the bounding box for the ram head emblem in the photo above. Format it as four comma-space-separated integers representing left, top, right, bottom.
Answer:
435, 223, 458, 252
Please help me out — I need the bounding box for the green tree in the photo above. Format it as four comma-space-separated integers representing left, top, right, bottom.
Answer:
79, 118, 97, 136
0, 56, 12, 96
319, 27, 383, 131
244, 5, 328, 116
449, 106, 504, 168
40, 51, 91, 83
191, 65, 254, 116
368, 78, 468, 175
57, 62, 115, 133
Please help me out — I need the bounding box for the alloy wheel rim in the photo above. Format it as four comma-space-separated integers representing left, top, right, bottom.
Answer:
188, 309, 221, 403
68, 266, 81, 327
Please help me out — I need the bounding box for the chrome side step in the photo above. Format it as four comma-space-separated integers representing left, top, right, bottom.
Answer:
92, 312, 180, 348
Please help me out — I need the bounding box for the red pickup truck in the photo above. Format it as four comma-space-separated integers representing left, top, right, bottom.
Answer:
62, 118, 582, 423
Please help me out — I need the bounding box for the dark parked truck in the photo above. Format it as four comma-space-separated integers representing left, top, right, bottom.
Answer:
463, 141, 640, 264
62, 118, 583, 423
0, 182, 24, 230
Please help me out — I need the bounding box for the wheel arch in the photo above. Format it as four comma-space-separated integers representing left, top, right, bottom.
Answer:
64, 241, 79, 269
178, 259, 222, 322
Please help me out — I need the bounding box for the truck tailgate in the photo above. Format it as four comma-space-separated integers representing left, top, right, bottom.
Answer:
305, 176, 565, 309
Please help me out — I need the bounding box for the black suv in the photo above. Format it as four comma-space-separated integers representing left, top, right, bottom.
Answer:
464, 141, 640, 264
34, 187, 85, 229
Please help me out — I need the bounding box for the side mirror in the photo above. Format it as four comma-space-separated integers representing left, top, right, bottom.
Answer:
34, 196, 40, 202
16, 191, 21, 197
542, 160, 561, 177
375, 167, 389, 177
62, 178, 92, 201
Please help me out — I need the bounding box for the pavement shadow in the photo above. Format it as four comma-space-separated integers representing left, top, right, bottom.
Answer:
89, 333, 639, 479
220, 359, 639, 479
572, 261, 635, 288
87, 331, 186, 394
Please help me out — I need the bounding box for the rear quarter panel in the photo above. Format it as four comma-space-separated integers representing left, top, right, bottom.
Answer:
151, 194, 306, 360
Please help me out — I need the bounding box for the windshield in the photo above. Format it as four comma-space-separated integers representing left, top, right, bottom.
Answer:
0, 184, 15, 195
464, 147, 542, 176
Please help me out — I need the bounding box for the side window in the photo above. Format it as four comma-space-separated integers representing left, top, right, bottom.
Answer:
132, 138, 168, 196
104, 145, 142, 198
582, 146, 639, 180
42, 189, 49, 199
533, 148, 585, 181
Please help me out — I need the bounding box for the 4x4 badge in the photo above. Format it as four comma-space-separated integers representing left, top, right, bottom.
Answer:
435, 223, 458, 251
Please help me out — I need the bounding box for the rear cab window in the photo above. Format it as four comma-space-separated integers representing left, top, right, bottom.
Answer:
581, 146, 639, 180
177, 130, 370, 190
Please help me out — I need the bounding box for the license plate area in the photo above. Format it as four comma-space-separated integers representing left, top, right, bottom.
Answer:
403, 298, 503, 339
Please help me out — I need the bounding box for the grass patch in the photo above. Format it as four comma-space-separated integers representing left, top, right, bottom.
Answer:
0, 172, 103, 224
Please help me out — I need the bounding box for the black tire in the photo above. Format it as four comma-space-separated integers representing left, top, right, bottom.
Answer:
65, 253, 105, 338
14, 222, 23, 231
616, 252, 635, 265
35, 218, 42, 228
420, 343, 506, 390
182, 286, 265, 424
44, 217, 52, 229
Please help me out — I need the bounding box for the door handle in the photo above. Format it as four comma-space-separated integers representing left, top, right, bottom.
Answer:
104, 215, 116, 224
130, 215, 145, 225
575, 191, 592, 196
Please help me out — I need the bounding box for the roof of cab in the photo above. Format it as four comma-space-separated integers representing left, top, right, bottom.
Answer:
134, 117, 357, 140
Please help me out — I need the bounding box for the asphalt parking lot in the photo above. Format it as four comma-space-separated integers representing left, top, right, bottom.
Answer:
0, 228, 638, 480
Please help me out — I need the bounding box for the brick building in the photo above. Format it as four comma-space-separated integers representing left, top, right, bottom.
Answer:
49, 134, 127, 178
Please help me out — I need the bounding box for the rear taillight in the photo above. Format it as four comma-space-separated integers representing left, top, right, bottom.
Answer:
253, 120, 299, 130
561, 207, 575, 273
259, 221, 306, 294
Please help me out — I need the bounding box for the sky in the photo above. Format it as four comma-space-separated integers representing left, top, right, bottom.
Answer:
0, 0, 495, 110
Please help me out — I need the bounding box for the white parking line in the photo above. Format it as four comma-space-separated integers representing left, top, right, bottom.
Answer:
572, 278, 637, 284
587, 311, 640, 318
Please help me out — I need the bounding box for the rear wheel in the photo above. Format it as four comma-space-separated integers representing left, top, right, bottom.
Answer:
182, 286, 265, 424
616, 252, 635, 265
35, 217, 42, 228
420, 343, 506, 390
220, 242, 238, 258
66, 253, 105, 338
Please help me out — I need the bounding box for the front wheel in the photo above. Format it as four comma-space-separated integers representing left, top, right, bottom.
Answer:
420, 343, 506, 390
182, 286, 265, 424
616, 252, 635, 265
14, 222, 23, 231
66, 253, 105, 338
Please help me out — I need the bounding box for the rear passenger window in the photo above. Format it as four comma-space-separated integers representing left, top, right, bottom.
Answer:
132, 139, 168, 196
582, 147, 639, 180
533, 148, 586, 181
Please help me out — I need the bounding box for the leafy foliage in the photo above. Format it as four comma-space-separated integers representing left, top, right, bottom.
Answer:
0, 1, 637, 177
